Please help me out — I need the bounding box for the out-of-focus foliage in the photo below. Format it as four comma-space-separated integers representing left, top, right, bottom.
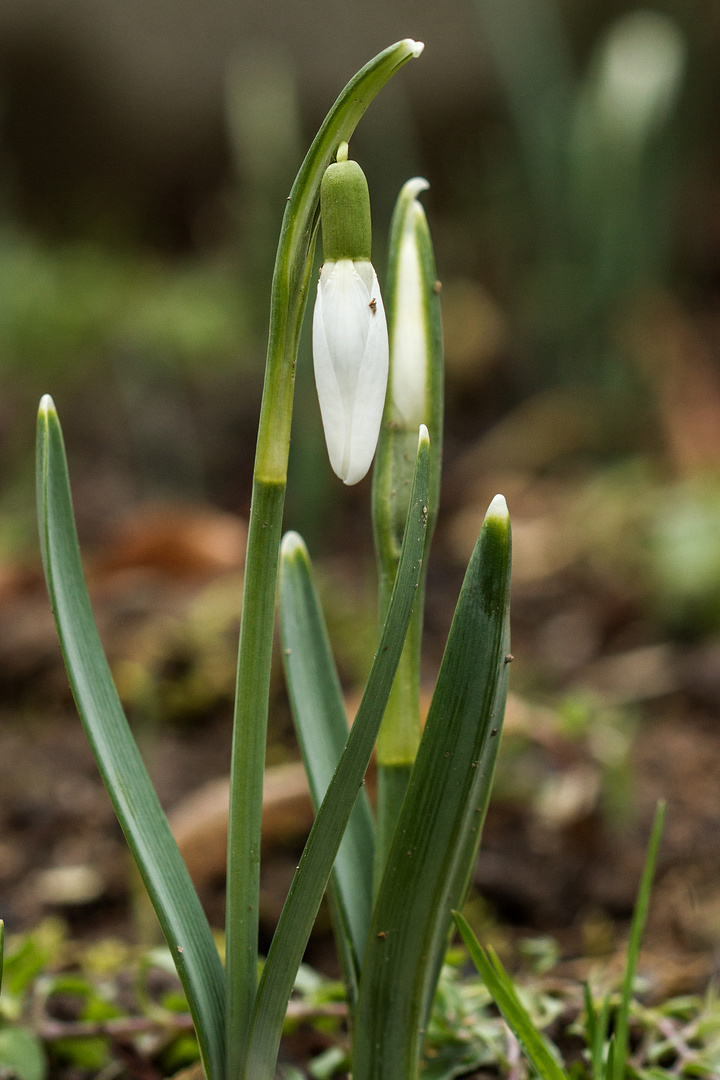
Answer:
0, 920, 201, 1080
4, 923, 720, 1079
0, 233, 248, 374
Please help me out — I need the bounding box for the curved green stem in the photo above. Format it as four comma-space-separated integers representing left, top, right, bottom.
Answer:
224, 39, 424, 1080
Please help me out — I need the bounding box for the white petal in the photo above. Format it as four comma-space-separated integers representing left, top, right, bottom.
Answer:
312, 259, 388, 484
345, 269, 389, 485
319, 260, 371, 405
312, 271, 347, 480
391, 199, 428, 427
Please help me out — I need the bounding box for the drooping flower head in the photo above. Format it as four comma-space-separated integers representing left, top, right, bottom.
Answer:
312, 143, 389, 485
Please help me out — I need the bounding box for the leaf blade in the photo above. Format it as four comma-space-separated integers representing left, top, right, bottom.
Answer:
454, 913, 568, 1080
36, 397, 225, 1080
353, 496, 512, 1080
279, 534, 376, 996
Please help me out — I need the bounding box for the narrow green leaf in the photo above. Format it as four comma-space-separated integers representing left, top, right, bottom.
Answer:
353, 496, 511, 1080
605, 1035, 616, 1080
36, 397, 225, 1080
613, 800, 666, 1080
453, 913, 568, 1080
279, 533, 376, 997
597, 995, 611, 1080
0, 920, 4, 993
584, 983, 610, 1080
243, 429, 430, 1080
425, 630, 511, 1010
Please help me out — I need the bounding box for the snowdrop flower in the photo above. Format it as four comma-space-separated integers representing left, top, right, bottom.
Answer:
313, 143, 389, 485
372, 176, 443, 560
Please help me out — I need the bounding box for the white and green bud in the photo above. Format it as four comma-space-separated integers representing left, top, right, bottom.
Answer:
312, 143, 389, 486
389, 177, 433, 429
373, 177, 443, 563
371, 177, 443, 865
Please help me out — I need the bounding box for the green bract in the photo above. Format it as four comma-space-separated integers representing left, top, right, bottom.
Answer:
320, 144, 372, 262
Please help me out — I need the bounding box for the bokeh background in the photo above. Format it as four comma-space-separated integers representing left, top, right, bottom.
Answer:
0, 0, 719, 993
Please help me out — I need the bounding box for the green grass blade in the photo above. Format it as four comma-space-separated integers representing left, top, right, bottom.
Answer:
279, 533, 376, 996
584, 983, 611, 1080
605, 1035, 616, 1080
353, 496, 511, 1080
36, 396, 225, 1080
242, 429, 430, 1080
454, 912, 568, 1080
584, 983, 596, 1053
597, 995, 611, 1079
584, 983, 600, 1080
613, 800, 666, 1080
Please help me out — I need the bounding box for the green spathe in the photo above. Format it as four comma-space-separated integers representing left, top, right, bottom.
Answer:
320, 145, 372, 262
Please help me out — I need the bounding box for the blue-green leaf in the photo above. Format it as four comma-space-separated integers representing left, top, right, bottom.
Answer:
353, 496, 511, 1080
36, 396, 225, 1080
280, 535, 375, 998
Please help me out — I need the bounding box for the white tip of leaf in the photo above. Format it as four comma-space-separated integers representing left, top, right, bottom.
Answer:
39, 394, 56, 416
403, 177, 430, 200
485, 494, 508, 521
280, 531, 307, 560
406, 40, 425, 58
418, 423, 430, 447
390, 183, 431, 428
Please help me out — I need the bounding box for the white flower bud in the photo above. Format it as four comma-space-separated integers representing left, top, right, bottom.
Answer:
312, 258, 389, 485
390, 178, 431, 429
313, 146, 389, 485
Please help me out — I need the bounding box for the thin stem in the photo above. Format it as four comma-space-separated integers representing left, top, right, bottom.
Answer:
225, 478, 285, 1074
223, 40, 425, 1080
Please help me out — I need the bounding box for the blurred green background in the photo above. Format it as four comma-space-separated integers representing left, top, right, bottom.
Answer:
0, 0, 716, 544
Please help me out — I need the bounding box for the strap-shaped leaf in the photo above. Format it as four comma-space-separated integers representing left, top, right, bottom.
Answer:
242, 428, 430, 1080
279, 535, 375, 998
453, 912, 568, 1080
36, 397, 225, 1080
353, 496, 511, 1080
